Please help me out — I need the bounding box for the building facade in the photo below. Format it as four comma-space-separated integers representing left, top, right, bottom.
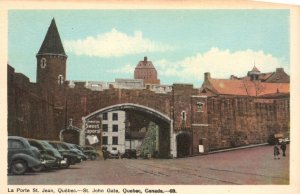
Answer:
100, 111, 126, 154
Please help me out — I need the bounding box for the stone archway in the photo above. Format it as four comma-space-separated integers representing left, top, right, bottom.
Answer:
81, 103, 176, 158
176, 132, 191, 158
59, 126, 81, 144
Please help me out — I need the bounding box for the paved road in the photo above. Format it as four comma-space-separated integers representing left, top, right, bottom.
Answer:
8, 145, 289, 185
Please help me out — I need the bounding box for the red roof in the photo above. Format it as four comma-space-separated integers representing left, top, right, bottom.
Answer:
259, 72, 273, 81
205, 78, 289, 96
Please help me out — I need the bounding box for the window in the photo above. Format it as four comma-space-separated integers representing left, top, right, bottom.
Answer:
40, 58, 47, 68
102, 136, 108, 145
102, 124, 108, 132
112, 137, 118, 145
197, 102, 204, 112
8, 139, 25, 149
112, 113, 118, 121
29, 141, 43, 150
112, 125, 118, 132
58, 75, 64, 85
102, 113, 108, 120
181, 111, 186, 121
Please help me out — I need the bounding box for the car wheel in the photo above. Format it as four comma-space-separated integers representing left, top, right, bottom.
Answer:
90, 154, 96, 160
60, 158, 70, 169
60, 162, 70, 169
11, 160, 28, 175
69, 158, 76, 165
31, 165, 44, 172
61, 163, 70, 169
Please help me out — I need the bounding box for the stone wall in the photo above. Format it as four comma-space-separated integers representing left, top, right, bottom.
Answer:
8, 65, 57, 140
8, 64, 290, 156
199, 95, 290, 151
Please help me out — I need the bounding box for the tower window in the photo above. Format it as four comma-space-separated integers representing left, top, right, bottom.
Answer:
40, 58, 47, 68
181, 111, 186, 121
58, 75, 64, 85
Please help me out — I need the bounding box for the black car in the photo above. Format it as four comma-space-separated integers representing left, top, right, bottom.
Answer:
39, 140, 67, 168
65, 143, 87, 161
8, 136, 42, 175
121, 149, 137, 159
27, 139, 61, 171
81, 146, 98, 160
47, 141, 82, 168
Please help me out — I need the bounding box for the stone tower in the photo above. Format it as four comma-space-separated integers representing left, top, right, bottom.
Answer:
134, 56, 160, 85
36, 18, 67, 90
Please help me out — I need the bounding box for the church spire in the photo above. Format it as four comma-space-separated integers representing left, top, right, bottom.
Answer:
37, 18, 66, 56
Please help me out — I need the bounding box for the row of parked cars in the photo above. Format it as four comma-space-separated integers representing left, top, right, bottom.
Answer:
8, 136, 99, 175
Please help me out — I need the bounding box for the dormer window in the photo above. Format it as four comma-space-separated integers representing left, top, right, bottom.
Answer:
40, 58, 47, 68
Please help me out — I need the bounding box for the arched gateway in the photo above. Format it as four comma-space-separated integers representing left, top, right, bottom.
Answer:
80, 103, 176, 158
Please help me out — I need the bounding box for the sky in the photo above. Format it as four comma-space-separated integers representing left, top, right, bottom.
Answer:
8, 10, 290, 87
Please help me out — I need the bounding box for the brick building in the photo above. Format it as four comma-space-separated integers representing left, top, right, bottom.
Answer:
195, 72, 290, 151
7, 18, 290, 158
230, 65, 290, 83
134, 56, 160, 85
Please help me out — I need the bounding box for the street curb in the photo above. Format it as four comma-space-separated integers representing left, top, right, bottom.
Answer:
176, 143, 270, 159
207, 143, 269, 154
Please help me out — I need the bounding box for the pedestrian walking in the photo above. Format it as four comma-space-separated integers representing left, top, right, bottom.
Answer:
280, 141, 287, 157
102, 146, 108, 160
274, 144, 280, 160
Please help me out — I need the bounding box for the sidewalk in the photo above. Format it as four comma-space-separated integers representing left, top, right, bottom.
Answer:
208, 143, 269, 154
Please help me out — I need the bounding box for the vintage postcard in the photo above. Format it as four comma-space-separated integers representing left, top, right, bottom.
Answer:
1, 0, 300, 194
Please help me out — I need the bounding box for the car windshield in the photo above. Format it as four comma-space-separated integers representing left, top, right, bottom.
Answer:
40, 141, 55, 149
74, 145, 83, 150
61, 143, 70, 150
49, 142, 67, 151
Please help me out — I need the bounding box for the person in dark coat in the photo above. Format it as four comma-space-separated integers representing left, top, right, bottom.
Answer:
274, 144, 280, 160
102, 146, 108, 160
280, 141, 287, 157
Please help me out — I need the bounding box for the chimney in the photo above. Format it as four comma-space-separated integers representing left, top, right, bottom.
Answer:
276, 68, 284, 73
204, 72, 211, 80
144, 56, 147, 62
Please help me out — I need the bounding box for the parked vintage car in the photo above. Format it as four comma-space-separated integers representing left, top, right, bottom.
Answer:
39, 140, 67, 168
101, 146, 119, 159
108, 148, 120, 159
65, 143, 87, 161
121, 149, 137, 159
81, 146, 98, 160
47, 141, 82, 168
8, 136, 42, 175
27, 139, 61, 171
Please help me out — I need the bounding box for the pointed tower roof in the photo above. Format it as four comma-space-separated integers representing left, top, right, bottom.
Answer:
37, 18, 66, 56
251, 65, 260, 72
